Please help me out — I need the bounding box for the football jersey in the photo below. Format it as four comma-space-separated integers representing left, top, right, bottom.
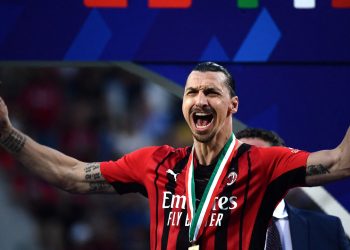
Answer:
101, 143, 309, 250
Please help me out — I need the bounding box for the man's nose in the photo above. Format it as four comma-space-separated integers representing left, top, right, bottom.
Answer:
195, 91, 208, 106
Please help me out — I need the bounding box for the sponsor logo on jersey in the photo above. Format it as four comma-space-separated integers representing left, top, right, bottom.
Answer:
162, 191, 238, 227
166, 169, 180, 182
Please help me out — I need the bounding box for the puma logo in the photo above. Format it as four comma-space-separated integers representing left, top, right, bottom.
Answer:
166, 169, 179, 182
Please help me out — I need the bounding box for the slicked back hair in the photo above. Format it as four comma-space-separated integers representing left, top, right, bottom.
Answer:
236, 128, 285, 146
192, 62, 236, 97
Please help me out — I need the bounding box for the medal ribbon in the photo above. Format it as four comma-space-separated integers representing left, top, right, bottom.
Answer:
185, 133, 238, 243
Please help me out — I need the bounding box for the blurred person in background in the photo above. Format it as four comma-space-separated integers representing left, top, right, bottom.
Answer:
236, 127, 350, 250
0, 62, 350, 249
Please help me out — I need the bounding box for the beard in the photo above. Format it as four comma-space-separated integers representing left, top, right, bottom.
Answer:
192, 130, 216, 143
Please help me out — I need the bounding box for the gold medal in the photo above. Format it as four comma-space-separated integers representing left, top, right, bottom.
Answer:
188, 244, 199, 250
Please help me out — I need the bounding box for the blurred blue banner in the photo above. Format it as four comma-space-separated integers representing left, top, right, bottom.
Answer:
0, 0, 350, 61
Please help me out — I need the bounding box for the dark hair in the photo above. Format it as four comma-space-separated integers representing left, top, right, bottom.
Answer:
236, 128, 285, 146
193, 62, 236, 97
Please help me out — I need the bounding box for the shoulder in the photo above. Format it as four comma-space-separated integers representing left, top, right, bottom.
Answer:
240, 144, 287, 155
248, 145, 305, 154
128, 145, 190, 162
243, 144, 310, 161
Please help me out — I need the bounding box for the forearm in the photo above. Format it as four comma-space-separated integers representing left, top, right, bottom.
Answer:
0, 127, 116, 194
0, 127, 81, 190
305, 148, 350, 186
0, 97, 115, 194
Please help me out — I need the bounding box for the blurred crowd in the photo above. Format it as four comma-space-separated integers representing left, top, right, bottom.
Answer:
0, 66, 193, 250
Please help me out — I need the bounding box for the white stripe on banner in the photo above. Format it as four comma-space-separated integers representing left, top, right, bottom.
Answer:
294, 0, 316, 9
301, 186, 350, 237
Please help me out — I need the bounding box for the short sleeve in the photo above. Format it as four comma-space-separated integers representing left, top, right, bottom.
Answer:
253, 146, 310, 186
100, 145, 173, 185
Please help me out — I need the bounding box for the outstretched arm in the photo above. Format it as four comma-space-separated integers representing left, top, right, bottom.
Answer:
0, 97, 115, 194
305, 127, 350, 186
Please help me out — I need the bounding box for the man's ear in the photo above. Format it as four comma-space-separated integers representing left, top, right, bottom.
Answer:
230, 96, 239, 114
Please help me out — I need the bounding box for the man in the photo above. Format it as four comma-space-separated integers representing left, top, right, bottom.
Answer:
0, 62, 349, 250
236, 128, 350, 250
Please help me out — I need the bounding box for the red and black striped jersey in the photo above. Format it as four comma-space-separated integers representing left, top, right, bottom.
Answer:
101, 143, 309, 250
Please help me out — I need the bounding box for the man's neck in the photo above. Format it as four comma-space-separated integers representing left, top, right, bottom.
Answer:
194, 142, 223, 166
193, 130, 239, 166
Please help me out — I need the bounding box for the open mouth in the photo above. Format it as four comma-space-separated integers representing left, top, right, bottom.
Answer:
193, 112, 214, 129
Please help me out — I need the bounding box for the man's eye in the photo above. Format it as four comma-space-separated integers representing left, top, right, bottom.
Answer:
186, 91, 196, 95
207, 92, 219, 97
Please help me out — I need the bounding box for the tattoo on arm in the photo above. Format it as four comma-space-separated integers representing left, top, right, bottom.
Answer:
89, 182, 114, 192
84, 162, 102, 181
306, 164, 330, 176
0, 129, 26, 153
84, 162, 114, 192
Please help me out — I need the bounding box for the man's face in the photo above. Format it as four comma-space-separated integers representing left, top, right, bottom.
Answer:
239, 137, 272, 147
182, 70, 238, 143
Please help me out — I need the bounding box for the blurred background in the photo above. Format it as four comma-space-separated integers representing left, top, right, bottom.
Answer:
1, 0, 350, 249
0, 66, 191, 250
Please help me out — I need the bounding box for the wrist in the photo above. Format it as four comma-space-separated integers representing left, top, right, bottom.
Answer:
0, 126, 13, 141
0, 128, 27, 153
